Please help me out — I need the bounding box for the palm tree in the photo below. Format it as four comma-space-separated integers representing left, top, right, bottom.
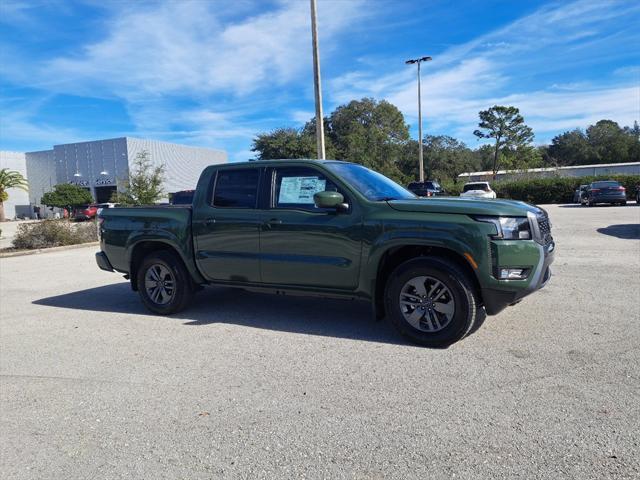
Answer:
0, 169, 29, 222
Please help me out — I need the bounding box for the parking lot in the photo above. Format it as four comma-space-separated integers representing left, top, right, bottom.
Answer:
1, 204, 639, 479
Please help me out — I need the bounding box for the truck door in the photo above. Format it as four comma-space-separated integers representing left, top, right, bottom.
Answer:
193, 167, 262, 283
259, 166, 363, 290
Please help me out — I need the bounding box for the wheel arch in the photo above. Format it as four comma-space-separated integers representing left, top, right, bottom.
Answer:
129, 240, 199, 291
373, 244, 482, 319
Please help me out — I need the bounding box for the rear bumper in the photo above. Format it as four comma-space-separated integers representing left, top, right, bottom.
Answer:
95, 251, 114, 272
591, 194, 626, 203
482, 240, 554, 315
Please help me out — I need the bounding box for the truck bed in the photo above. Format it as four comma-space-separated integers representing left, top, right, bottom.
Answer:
98, 206, 195, 275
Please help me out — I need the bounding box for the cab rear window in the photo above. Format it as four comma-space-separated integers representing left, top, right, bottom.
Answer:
213, 169, 259, 208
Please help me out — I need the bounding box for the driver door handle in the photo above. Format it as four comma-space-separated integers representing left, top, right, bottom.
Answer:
263, 218, 283, 229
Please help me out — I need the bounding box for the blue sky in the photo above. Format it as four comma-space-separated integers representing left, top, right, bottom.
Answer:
1, 0, 638, 161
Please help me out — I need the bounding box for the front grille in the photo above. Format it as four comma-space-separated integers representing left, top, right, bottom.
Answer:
536, 212, 553, 245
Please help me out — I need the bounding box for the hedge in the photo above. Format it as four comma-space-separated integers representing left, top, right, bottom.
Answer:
12, 220, 98, 250
442, 175, 640, 204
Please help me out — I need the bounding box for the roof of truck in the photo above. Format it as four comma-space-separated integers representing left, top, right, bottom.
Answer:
215, 159, 350, 167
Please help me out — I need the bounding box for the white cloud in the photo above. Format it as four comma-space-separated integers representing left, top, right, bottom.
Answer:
35, 0, 365, 99
327, 0, 640, 143
0, 112, 81, 149
290, 109, 314, 124
3, 0, 366, 152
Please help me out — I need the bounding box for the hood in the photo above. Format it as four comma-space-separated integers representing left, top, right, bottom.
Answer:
387, 197, 541, 217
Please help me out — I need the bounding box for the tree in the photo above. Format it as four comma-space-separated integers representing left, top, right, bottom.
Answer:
41, 183, 93, 213
252, 98, 412, 184
112, 150, 166, 205
501, 144, 544, 172
547, 129, 595, 166
473, 105, 534, 179
328, 98, 411, 183
586, 120, 633, 164
252, 128, 316, 160
421, 135, 478, 183
0, 169, 29, 222
623, 121, 640, 162
546, 120, 639, 166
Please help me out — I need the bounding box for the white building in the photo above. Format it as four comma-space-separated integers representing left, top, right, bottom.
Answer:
0, 151, 31, 219
458, 161, 640, 183
1, 137, 227, 219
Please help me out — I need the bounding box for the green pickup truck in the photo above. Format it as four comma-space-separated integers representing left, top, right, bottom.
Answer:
96, 160, 554, 347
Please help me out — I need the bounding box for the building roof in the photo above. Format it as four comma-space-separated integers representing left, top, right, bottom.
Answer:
458, 161, 640, 177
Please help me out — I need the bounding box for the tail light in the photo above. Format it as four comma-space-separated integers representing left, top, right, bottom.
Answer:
590, 189, 600, 193
97, 217, 105, 239
618, 186, 626, 191
426, 191, 432, 197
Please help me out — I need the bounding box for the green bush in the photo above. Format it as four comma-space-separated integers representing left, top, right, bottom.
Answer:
442, 175, 640, 204
12, 220, 98, 250
495, 175, 640, 204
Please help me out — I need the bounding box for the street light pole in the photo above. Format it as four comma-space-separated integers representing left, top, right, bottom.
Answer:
405, 56, 432, 182
310, 0, 326, 159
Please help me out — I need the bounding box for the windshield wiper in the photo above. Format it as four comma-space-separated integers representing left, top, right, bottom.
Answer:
377, 196, 397, 201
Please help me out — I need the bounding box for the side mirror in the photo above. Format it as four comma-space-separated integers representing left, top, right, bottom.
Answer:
314, 191, 345, 209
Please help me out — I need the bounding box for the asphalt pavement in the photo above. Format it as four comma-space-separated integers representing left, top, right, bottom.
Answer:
1, 204, 639, 479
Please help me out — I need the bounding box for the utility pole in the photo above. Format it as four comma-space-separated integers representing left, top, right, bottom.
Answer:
405, 56, 432, 182
310, 0, 326, 159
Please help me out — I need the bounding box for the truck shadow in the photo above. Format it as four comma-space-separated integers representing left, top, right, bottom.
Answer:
597, 224, 640, 240
33, 283, 416, 346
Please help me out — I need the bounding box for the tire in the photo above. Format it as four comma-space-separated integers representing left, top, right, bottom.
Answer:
384, 257, 480, 348
136, 250, 193, 315
621, 201, 627, 206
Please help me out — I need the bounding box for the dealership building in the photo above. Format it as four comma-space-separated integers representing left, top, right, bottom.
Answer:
1, 137, 227, 219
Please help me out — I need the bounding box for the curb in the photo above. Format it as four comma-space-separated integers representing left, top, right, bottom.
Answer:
0, 242, 100, 258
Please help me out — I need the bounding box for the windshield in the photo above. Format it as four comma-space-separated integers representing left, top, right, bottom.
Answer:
325, 162, 416, 201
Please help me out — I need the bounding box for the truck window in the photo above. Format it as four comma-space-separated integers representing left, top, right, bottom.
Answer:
213, 169, 259, 208
273, 167, 343, 211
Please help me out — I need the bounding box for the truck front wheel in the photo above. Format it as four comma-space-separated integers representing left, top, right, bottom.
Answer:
385, 257, 479, 348
137, 250, 193, 315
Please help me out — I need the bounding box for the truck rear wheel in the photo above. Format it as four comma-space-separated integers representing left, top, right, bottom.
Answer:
385, 257, 479, 348
137, 250, 193, 315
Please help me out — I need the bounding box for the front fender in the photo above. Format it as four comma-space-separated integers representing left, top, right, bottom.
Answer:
359, 213, 494, 298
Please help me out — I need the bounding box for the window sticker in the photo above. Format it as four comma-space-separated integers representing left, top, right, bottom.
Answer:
279, 176, 326, 204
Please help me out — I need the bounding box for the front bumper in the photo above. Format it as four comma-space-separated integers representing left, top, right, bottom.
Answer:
482, 239, 555, 315
95, 251, 114, 272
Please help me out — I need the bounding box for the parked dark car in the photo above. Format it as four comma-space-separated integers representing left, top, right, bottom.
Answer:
170, 190, 195, 205
581, 181, 627, 206
573, 184, 589, 203
407, 181, 446, 197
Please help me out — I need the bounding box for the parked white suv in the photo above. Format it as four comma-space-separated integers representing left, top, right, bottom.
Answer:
460, 182, 496, 199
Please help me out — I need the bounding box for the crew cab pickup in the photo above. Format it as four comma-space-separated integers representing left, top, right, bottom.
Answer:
96, 160, 554, 347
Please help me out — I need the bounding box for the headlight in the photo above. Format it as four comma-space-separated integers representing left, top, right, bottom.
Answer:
474, 216, 531, 240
